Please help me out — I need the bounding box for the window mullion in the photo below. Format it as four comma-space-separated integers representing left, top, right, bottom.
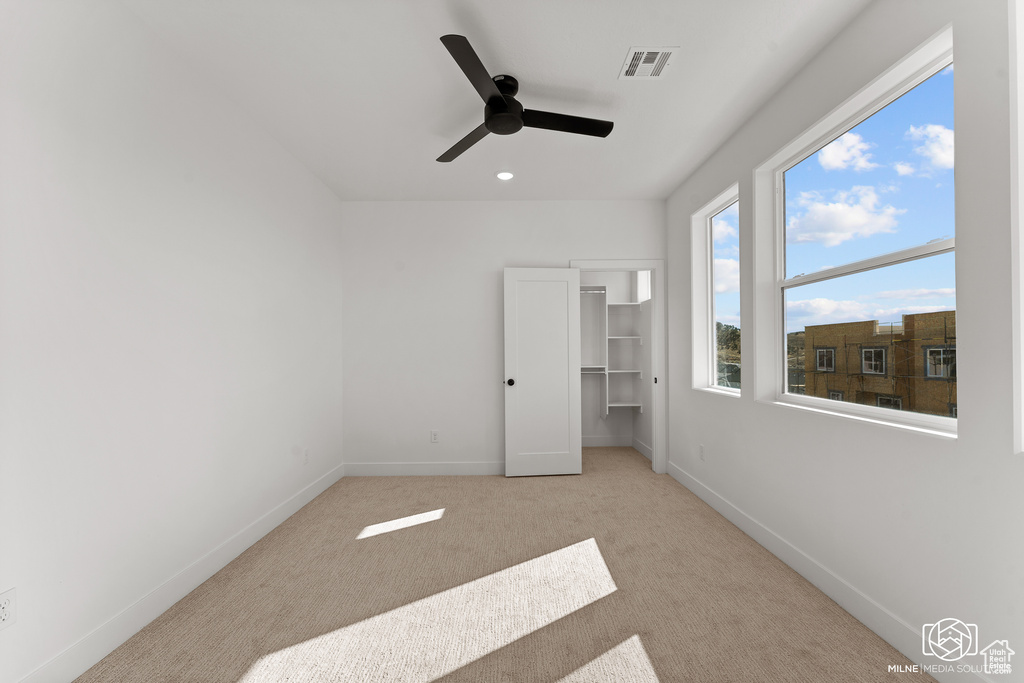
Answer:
781, 238, 955, 291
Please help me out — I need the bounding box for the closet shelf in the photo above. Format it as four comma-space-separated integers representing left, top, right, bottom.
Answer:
581, 366, 607, 374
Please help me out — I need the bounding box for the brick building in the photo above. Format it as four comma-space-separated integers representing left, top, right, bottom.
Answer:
801, 311, 956, 417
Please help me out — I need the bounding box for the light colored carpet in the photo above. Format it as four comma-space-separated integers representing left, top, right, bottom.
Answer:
75, 448, 933, 682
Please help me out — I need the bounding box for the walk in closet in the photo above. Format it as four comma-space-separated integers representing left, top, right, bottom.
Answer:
579, 270, 655, 460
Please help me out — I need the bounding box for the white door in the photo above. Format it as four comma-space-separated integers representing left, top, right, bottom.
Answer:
503, 268, 582, 477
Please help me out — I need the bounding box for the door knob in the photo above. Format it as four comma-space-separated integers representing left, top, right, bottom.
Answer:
506, 378, 515, 386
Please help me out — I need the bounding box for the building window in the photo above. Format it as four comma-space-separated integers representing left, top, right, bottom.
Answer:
925, 346, 956, 378
829, 390, 844, 401
949, 403, 957, 417
691, 185, 740, 393
815, 348, 835, 372
758, 29, 956, 428
862, 348, 887, 375
878, 395, 903, 410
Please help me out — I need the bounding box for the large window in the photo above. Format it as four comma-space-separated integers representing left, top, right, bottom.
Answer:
712, 201, 741, 388
692, 185, 741, 393
757, 29, 957, 430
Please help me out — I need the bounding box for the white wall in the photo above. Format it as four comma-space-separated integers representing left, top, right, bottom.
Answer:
666, 0, 1024, 678
340, 201, 665, 474
0, 3, 346, 681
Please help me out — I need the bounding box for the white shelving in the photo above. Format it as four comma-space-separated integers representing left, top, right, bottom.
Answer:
580, 284, 645, 416
607, 297, 643, 414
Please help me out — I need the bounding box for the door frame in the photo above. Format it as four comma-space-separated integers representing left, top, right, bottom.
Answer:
570, 259, 667, 474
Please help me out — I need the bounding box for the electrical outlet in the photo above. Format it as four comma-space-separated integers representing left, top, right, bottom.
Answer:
699, 444, 706, 462
430, 430, 439, 444
0, 588, 16, 631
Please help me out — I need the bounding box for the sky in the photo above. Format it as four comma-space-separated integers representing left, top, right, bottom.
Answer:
712, 63, 955, 335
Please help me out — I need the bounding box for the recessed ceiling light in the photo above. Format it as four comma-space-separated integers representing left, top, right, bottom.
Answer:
496, 171, 514, 180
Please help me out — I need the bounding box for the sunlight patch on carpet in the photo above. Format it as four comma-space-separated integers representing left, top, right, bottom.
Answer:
558, 635, 660, 682
238, 538, 616, 682
356, 508, 446, 539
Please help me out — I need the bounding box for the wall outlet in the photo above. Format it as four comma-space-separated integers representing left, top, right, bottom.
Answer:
430, 430, 439, 443
0, 588, 16, 631
699, 444, 706, 462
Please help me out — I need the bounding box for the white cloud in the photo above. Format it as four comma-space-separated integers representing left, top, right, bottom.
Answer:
713, 258, 740, 293
818, 132, 879, 171
712, 220, 737, 243
716, 313, 741, 326
786, 297, 951, 330
787, 298, 873, 323
786, 186, 905, 247
876, 288, 955, 300
907, 124, 954, 170
894, 162, 915, 176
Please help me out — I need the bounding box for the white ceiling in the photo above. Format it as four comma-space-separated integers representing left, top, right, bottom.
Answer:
118, 0, 873, 201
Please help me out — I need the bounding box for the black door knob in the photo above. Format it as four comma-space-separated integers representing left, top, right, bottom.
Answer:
506, 378, 515, 386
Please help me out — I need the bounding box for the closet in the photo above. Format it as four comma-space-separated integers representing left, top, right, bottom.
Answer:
578, 270, 655, 460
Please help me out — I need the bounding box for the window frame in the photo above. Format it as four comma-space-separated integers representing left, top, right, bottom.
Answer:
877, 395, 903, 410
861, 348, 887, 375
691, 184, 741, 395
924, 345, 956, 379
815, 347, 836, 372
752, 27, 957, 436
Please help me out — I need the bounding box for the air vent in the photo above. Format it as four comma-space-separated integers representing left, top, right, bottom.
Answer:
618, 47, 678, 80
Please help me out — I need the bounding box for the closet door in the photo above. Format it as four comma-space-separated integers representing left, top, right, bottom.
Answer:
503, 268, 582, 477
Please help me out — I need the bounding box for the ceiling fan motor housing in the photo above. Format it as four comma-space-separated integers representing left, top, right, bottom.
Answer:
485, 93, 524, 135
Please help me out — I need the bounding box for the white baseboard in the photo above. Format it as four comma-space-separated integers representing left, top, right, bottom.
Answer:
632, 437, 653, 460
345, 461, 504, 476
22, 462, 346, 683
666, 461, 992, 683
582, 436, 633, 447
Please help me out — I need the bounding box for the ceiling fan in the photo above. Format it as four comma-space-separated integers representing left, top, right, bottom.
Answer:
436, 34, 614, 163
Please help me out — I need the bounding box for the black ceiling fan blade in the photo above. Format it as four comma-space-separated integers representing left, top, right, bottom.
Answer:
440, 35, 507, 111
437, 122, 490, 162
522, 109, 614, 137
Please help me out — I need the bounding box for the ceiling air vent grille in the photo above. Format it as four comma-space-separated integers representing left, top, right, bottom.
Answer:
619, 47, 677, 80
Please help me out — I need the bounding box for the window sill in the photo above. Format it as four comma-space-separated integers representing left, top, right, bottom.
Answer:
764, 393, 957, 439
696, 385, 742, 399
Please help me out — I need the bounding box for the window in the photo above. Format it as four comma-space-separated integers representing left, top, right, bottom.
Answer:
925, 346, 956, 378
829, 390, 844, 401
692, 185, 740, 393
877, 395, 903, 410
712, 201, 741, 388
755, 29, 956, 430
815, 348, 835, 372
862, 348, 887, 375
